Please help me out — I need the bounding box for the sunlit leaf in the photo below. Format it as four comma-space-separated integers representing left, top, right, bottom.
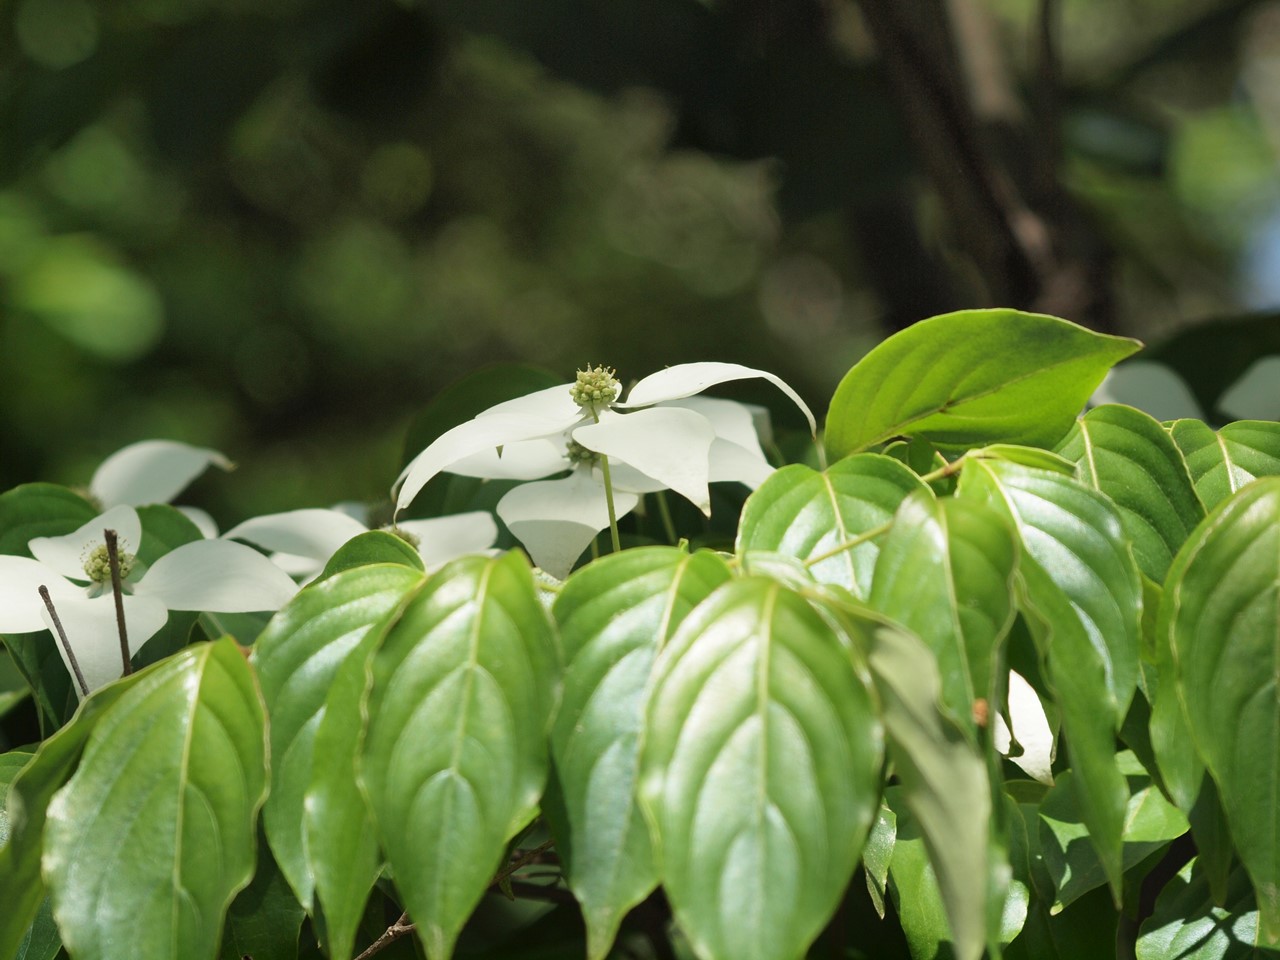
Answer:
254, 563, 425, 908
360, 552, 560, 960
1163, 478, 1280, 944
1169, 419, 1280, 510
1056, 404, 1204, 581
736, 454, 928, 597
1138, 859, 1265, 959
548, 546, 732, 960
825, 309, 1139, 459
318, 529, 426, 580
639, 578, 883, 960
43, 638, 268, 960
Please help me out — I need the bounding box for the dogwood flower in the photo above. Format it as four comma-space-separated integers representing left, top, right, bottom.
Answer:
222, 507, 499, 580
90, 439, 233, 536
393, 362, 816, 577
0, 504, 298, 695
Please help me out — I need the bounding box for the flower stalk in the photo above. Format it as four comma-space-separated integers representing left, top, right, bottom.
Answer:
104, 528, 132, 677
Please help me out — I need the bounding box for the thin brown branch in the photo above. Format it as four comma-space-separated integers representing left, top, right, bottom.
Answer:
103, 529, 131, 677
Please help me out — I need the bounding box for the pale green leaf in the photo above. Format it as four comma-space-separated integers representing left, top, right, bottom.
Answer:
1169, 419, 1280, 510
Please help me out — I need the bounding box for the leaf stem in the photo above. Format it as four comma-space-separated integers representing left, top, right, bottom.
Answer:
917, 454, 966, 486
803, 520, 894, 567
39, 586, 89, 698
104, 529, 131, 677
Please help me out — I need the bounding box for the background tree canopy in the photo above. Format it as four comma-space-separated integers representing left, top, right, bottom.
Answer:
1, 0, 1277, 517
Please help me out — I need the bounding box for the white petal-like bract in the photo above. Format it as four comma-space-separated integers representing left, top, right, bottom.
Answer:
29, 505, 143, 582
135, 539, 299, 612
91, 439, 233, 508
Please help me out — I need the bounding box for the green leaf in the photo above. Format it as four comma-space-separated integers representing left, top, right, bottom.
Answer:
305, 621, 394, 960
1170, 419, 1280, 510
869, 492, 1018, 733
318, 529, 425, 581
1056, 404, 1204, 581
360, 552, 560, 960
639, 578, 884, 960
548, 546, 732, 960
14, 896, 60, 960
254, 563, 425, 909
0, 483, 96, 556
1138, 859, 1266, 959
43, 637, 268, 960
1037, 752, 1188, 911
736, 454, 928, 597
135, 502, 204, 564
863, 804, 897, 919
824, 309, 1139, 459
0, 677, 142, 958
220, 834, 306, 960
1163, 478, 1280, 944
958, 458, 1142, 895
865, 622, 992, 960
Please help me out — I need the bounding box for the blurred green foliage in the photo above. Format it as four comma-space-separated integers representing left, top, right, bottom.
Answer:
0, 0, 1276, 520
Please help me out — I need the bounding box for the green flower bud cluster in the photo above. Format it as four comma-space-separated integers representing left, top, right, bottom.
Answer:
566, 439, 600, 467
82, 543, 135, 584
570, 364, 620, 415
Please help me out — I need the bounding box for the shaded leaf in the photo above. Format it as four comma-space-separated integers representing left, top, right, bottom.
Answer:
825, 309, 1139, 458
220, 834, 306, 960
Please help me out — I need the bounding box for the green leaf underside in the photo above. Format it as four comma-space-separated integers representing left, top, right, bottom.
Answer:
1038, 752, 1188, 912
0, 676, 143, 958
360, 552, 560, 960
869, 492, 1018, 732
1170, 420, 1280, 511
736, 454, 928, 597
549, 547, 732, 960
1164, 478, 1280, 945
824, 309, 1139, 459
959, 458, 1141, 894
43, 638, 268, 960
866, 624, 992, 960
254, 563, 426, 909
1056, 404, 1204, 582
639, 578, 883, 960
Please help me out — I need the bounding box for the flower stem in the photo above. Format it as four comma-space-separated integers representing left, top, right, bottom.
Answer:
598, 454, 622, 554
39, 586, 89, 698
655, 491, 678, 545
104, 529, 131, 677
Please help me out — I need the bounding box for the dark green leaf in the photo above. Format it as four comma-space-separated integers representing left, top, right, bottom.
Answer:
1138, 859, 1266, 959
220, 834, 306, 960
254, 563, 425, 909
43, 638, 268, 960
639, 578, 883, 960
548, 546, 732, 960
824, 309, 1139, 458
1056, 404, 1204, 581
864, 804, 897, 919
1163, 478, 1280, 944
736, 454, 928, 597
360, 552, 560, 960
135, 502, 204, 565
0, 483, 96, 557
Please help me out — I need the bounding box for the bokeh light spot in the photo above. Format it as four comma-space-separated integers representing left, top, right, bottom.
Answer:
15, 0, 98, 69
361, 143, 434, 220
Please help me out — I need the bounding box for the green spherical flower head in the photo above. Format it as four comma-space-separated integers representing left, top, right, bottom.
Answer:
570, 364, 620, 417
566, 439, 600, 467
386, 525, 420, 549
82, 543, 135, 584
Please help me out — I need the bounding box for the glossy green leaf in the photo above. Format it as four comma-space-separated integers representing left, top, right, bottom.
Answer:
824, 309, 1139, 458
1138, 859, 1266, 959
1038, 752, 1188, 911
863, 804, 896, 919
0, 678, 141, 958
14, 897, 60, 960
548, 546, 732, 960
305, 621, 393, 960
736, 454, 928, 597
1056, 404, 1204, 581
318, 529, 425, 581
869, 492, 1018, 732
253, 563, 425, 909
1164, 478, 1280, 944
959, 458, 1141, 894
865, 623, 992, 960
1169, 419, 1280, 511
43, 637, 268, 960
970, 444, 1077, 475
0, 483, 96, 556
360, 552, 560, 960
135, 502, 204, 564
220, 836, 306, 960
638, 578, 883, 960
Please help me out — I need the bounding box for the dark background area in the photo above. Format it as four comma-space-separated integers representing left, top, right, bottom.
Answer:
2, 0, 1277, 522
